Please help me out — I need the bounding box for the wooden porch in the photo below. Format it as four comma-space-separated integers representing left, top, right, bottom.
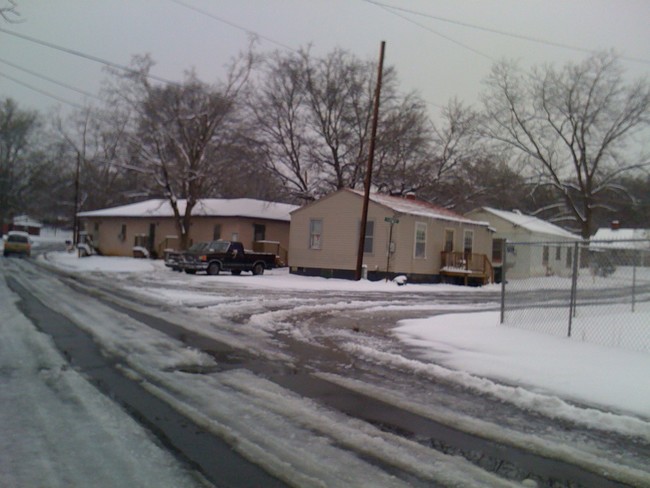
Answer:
440, 251, 494, 285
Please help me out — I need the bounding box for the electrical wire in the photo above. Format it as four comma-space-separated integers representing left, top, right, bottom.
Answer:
0, 71, 85, 109
0, 56, 102, 100
0, 27, 181, 86
363, 0, 650, 66
168, 0, 298, 53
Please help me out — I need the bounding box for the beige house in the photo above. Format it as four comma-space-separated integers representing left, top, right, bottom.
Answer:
290, 189, 494, 284
465, 207, 582, 279
78, 198, 298, 261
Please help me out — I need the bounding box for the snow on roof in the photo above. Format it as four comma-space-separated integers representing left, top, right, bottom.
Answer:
78, 198, 298, 222
479, 207, 580, 240
591, 228, 650, 249
13, 214, 42, 228
349, 189, 490, 227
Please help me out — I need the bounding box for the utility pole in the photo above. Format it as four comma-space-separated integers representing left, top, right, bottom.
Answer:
355, 41, 385, 280
73, 151, 81, 245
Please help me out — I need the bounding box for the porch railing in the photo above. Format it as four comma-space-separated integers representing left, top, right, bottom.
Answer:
440, 251, 494, 283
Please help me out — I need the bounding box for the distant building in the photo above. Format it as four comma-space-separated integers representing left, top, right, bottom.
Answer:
290, 189, 494, 284
2, 215, 43, 236
465, 207, 581, 279
591, 223, 650, 266
78, 198, 298, 260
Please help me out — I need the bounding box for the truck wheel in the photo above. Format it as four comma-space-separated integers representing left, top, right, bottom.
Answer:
231, 270, 242, 275
207, 262, 220, 276
252, 263, 264, 276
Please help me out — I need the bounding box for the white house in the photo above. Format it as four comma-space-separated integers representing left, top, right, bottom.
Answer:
465, 207, 582, 279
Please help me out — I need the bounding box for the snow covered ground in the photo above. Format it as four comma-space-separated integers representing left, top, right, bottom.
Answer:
0, 267, 208, 488
5, 246, 650, 486
42, 252, 650, 422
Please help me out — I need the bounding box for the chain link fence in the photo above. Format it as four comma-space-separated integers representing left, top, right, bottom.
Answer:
500, 239, 650, 354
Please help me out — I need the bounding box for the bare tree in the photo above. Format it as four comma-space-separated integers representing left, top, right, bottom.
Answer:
481, 52, 650, 238
0, 98, 39, 231
245, 51, 315, 201
249, 48, 431, 201
0, 1, 20, 23
109, 54, 252, 249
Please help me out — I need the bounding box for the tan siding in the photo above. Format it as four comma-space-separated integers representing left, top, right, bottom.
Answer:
83, 216, 290, 258
290, 190, 494, 276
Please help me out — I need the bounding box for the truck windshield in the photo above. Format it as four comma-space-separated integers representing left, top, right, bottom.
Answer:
208, 241, 231, 253
187, 242, 208, 252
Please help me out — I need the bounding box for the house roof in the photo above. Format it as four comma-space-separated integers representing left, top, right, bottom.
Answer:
13, 214, 42, 228
78, 198, 299, 222
476, 207, 580, 240
349, 189, 490, 227
591, 227, 650, 249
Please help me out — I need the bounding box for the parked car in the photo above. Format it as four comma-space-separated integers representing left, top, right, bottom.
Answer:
180, 240, 276, 275
3, 230, 32, 257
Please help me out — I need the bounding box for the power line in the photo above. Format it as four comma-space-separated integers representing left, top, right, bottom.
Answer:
0, 71, 85, 109
0, 57, 102, 100
366, 0, 492, 61
363, 0, 650, 66
0, 27, 181, 86
168, 0, 298, 53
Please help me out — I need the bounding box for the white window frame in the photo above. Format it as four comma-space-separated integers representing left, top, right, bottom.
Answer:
309, 219, 323, 250
414, 222, 427, 259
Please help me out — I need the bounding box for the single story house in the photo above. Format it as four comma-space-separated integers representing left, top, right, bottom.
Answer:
2, 215, 43, 236
465, 207, 581, 279
591, 223, 650, 266
78, 198, 298, 260
290, 188, 494, 284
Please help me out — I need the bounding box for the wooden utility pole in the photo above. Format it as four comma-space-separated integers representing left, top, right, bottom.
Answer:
73, 151, 81, 245
355, 41, 385, 280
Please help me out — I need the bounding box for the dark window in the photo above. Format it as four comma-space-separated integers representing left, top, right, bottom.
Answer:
444, 230, 454, 253
254, 224, 266, 242
213, 224, 222, 240
555, 246, 561, 260
542, 245, 549, 265
492, 239, 504, 263
566, 247, 573, 267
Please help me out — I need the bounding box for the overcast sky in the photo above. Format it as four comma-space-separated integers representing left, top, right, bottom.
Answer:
2, 0, 649, 121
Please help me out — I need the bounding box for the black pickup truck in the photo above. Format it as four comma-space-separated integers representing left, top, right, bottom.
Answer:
176, 240, 276, 276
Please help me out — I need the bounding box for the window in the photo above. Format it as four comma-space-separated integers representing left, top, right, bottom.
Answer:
542, 245, 549, 266
213, 224, 221, 240
444, 229, 454, 252
566, 246, 573, 267
362, 220, 374, 254
463, 230, 474, 255
414, 222, 426, 258
94, 222, 100, 232
309, 219, 322, 250
254, 224, 266, 242
555, 246, 561, 260
118, 224, 126, 241
492, 238, 504, 263
231, 233, 239, 242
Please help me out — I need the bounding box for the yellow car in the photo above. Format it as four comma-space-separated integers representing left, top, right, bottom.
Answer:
3, 231, 32, 257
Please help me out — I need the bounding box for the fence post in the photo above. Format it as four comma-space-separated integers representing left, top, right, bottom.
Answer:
567, 241, 580, 337
500, 240, 507, 324
632, 249, 638, 313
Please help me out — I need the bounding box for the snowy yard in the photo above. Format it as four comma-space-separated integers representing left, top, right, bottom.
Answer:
41, 251, 650, 422
4, 243, 650, 487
